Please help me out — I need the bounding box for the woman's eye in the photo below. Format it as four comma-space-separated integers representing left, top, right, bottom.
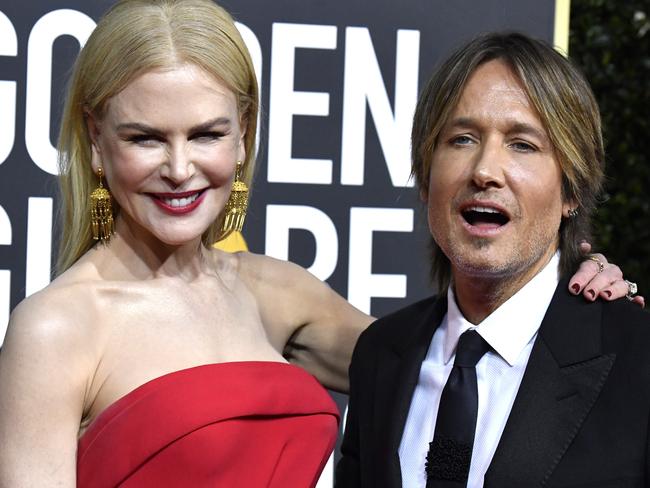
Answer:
128, 134, 161, 146
191, 131, 223, 142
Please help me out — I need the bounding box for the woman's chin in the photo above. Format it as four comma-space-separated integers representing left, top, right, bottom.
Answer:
156, 233, 205, 247
135, 226, 206, 248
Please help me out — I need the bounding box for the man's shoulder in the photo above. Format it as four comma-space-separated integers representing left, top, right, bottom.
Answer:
349, 295, 441, 373
588, 298, 650, 392
558, 293, 650, 364
600, 295, 650, 320
599, 297, 650, 340
358, 295, 441, 347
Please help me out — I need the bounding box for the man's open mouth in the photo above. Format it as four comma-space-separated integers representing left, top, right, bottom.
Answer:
461, 205, 510, 227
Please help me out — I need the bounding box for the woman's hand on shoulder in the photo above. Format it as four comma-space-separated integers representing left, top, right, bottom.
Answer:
0, 287, 94, 487
568, 242, 644, 307
238, 253, 373, 393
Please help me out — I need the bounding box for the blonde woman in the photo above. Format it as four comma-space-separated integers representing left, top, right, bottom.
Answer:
0, 1, 634, 486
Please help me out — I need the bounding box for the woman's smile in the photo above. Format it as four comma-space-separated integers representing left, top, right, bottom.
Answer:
88, 63, 246, 246
148, 189, 208, 214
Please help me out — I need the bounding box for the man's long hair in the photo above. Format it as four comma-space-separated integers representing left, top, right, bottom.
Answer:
411, 32, 605, 290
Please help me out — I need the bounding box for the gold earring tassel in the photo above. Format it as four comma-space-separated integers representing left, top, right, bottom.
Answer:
222, 161, 249, 234
90, 167, 115, 242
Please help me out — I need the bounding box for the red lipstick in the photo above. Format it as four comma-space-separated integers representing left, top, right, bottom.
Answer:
149, 190, 207, 215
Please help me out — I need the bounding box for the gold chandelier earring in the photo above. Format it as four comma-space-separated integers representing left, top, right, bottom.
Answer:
221, 160, 249, 235
90, 167, 115, 242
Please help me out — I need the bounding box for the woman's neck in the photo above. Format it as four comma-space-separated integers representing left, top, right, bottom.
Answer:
91, 216, 213, 282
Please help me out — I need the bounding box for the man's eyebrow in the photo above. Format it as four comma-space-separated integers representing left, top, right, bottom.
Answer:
443, 117, 549, 140
444, 117, 476, 129
508, 122, 549, 141
116, 117, 232, 134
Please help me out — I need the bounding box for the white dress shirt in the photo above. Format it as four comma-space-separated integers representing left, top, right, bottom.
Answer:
398, 254, 560, 487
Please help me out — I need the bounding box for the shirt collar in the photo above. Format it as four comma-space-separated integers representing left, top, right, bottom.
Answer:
444, 253, 560, 366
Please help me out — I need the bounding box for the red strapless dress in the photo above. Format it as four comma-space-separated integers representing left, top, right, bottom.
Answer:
77, 361, 339, 487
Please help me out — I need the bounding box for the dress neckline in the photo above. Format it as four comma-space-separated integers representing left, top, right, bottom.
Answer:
76, 360, 340, 487
79, 360, 304, 440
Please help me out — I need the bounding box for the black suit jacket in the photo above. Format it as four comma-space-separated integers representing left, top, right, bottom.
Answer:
335, 280, 650, 487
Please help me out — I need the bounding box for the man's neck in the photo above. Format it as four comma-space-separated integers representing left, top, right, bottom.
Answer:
452, 253, 556, 325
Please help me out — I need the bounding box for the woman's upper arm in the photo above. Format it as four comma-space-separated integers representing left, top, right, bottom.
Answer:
282, 271, 373, 392
0, 296, 91, 487
243, 254, 374, 393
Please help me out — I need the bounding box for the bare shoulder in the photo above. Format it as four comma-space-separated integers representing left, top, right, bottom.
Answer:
235, 251, 335, 324
0, 275, 100, 485
236, 250, 317, 288
0, 260, 108, 410
6, 272, 103, 356
0, 275, 102, 410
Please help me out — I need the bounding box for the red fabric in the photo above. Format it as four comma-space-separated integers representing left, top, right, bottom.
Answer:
77, 361, 339, 487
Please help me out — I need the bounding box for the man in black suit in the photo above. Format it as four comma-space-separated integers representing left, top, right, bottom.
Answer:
335, 32, 650, 487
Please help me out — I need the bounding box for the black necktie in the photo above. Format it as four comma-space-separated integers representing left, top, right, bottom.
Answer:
425, 329, 491, 487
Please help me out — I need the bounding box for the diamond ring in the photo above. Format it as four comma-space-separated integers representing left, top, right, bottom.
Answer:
625, 280, 638, 301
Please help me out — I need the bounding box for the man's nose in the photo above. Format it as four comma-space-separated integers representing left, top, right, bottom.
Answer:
471, 139, 506, 189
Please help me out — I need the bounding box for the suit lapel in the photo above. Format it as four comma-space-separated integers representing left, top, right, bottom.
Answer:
373, 296, 448, 487
485, 282, 616, 487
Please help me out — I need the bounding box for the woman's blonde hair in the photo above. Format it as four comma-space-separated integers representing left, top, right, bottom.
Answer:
56, 0, 259, 273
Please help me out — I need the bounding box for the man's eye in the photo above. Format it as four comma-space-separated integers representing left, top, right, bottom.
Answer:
451, 135, 474, 146
510, 141, 536, 152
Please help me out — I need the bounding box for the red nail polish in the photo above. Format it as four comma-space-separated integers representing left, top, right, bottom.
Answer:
604, 290, 612, 298
587, 289, 595, 299
571, 283, 580, 294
